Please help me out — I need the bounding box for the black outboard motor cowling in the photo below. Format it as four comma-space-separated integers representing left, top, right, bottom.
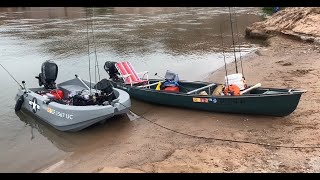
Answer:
104, 61, 121, 81
94, 79, 116, 105
36, 61, 58, 89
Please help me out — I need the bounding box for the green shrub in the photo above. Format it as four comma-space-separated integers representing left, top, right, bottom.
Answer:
262, 7, 285, 15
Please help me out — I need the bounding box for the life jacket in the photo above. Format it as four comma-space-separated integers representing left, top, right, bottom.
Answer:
49, 89, 64, 100
223, 84, 240, 96
164, 86, 179, 92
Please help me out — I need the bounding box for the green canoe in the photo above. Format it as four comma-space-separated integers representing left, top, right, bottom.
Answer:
111, 79, 306, 117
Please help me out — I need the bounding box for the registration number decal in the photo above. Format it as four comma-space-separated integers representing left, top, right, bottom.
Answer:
47, 108, 73, 120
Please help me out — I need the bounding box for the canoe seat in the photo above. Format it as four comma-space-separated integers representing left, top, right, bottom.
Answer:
115, 61, 149, 87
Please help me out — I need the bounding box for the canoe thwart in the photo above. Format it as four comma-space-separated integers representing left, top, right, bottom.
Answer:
288, 89, 307, 94
240, 83, 261, 95
137, 80, 165, 88
186, 83, 216, 95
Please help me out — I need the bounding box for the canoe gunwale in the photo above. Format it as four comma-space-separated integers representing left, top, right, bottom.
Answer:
133, 79, 307, 97
120, 84, 306, 98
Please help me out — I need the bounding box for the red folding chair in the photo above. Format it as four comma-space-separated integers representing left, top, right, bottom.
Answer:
115, 61, 149, 86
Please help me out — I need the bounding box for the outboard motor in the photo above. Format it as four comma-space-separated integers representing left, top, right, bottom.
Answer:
35, 61, 58, 89
104, 61, 120, 81
94, 78, 117, 105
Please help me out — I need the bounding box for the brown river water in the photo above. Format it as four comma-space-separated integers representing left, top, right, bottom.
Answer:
0, 7, 264, 172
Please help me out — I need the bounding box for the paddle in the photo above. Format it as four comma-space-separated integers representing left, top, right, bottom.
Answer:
154, 73, 165, 79
240, 83, 261, 95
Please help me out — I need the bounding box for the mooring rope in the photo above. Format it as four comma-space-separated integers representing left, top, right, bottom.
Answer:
118, 102, 320, 149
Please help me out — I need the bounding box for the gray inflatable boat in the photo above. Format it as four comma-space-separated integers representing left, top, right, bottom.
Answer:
14, 61, 131, 132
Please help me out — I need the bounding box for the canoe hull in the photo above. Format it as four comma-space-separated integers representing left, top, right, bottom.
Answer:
112, 80, 304, 117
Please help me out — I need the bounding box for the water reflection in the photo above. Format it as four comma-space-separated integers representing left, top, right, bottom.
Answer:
15, 109, 134, 153
15, 110, 78, 152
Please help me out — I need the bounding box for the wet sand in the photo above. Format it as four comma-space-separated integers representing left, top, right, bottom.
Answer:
39, 35, 320, 173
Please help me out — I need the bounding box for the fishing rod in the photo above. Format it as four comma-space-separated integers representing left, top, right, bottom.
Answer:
232, 7, 245, 78
219, 23, 231, 94
89, 7, 101, 84
228, 7, 239, 74
1, 63, 29, 111
85, 8, 92, 96
154, 73, 165, 79
0, 63, 24, 89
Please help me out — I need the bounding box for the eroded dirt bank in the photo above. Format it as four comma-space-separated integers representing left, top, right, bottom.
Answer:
246, 7, 320, 43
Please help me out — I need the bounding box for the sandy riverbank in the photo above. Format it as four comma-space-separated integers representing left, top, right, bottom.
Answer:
137, 36, 320, 173
39, 8, 320, 173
